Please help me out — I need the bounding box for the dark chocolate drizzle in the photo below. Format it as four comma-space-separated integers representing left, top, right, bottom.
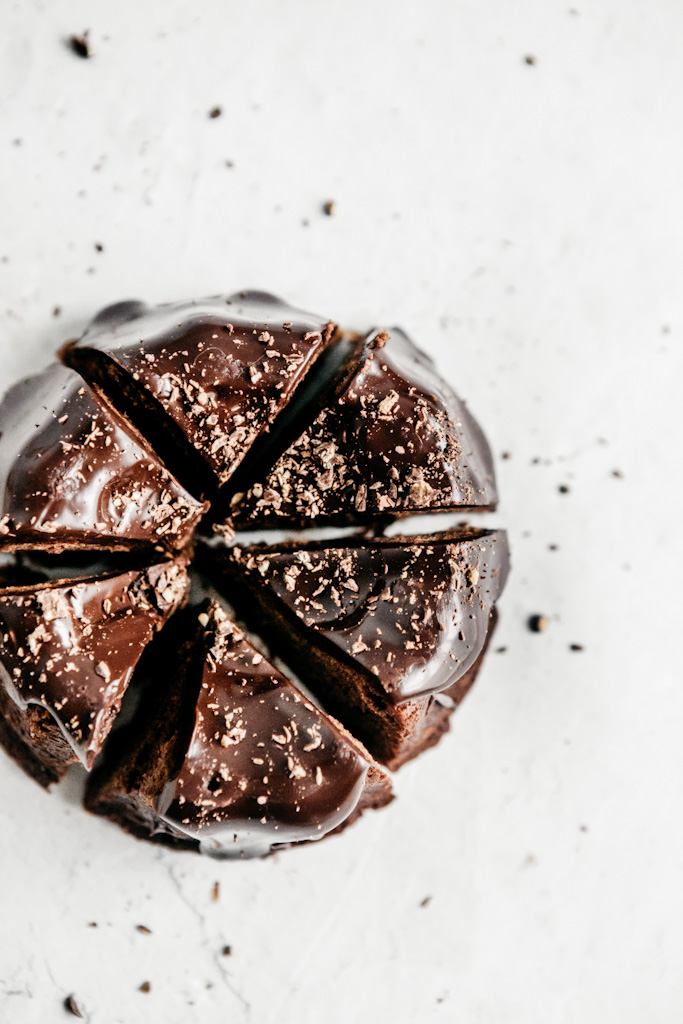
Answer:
230, 327, 497, 526
0, 363, 205, 552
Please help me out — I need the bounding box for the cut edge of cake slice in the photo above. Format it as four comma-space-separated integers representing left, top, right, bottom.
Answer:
61, 293, 343, 505
228, 326, 499, 530
0, 555, 189, 787
85, 600, 392, 858
201, 527, 508, 768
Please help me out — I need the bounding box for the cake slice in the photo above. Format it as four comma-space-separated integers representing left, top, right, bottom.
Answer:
62, 291, 339, 499
0, 556, 189, 787
85, 601, 392, 857
227, 327, 497, 529
204, 527, 509, 768
0, 363, 207, 554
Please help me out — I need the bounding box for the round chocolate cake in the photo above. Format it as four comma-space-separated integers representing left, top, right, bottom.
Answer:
0, 291, 509, 858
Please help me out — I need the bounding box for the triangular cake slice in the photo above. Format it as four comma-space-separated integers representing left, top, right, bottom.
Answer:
0, 556, 189, 787
63, 291, 339, 499
0, 363, 206, 553
85, 601, 392, 857
228, 327, 497, 528
204, 528, 509, 768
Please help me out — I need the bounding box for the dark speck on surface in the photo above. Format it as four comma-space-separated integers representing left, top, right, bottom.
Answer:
495, 646, 507, 654
64, 994, 84, 1017
524, 54, 537, 65
322, 200, 336, 216
569, 644, 584, 652
558, 484, 570, 494
528, 614, 549, 633
136, 924, 152, 935
139, 981, 151, 993
209, 106, 222, 119
420, 896, 432, 908
222, 945, 232, 956
69, 32, 92, 58
501, 451, 511, 460
94, 243, 103, 252
612, 469, 623, 478
53, 306, 62, 317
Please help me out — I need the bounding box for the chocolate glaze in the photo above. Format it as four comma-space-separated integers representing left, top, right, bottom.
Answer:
226, 528, 509, 705
65, 292, 337, 492
0, 363, 206, 552
229, 327, 497, 527
127, 603, 388, 857
0, 558, 189, 768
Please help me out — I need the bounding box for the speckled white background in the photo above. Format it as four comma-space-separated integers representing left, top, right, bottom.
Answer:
1, 2, 682, 1022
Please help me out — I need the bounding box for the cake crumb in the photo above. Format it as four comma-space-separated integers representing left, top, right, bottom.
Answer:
528, 614, 549, 633
69, 32, 92, 58
64, 994, 84, 1017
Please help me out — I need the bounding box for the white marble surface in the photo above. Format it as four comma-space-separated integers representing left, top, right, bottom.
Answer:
1, 1, 682, 1021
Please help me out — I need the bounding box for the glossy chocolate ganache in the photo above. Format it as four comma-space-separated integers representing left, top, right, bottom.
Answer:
0, 290, 508, 857
228, 326, 497, 529
86, 602, 391, 857
203, 527, 509, 768
63, 291, 339, 498
0, 363, 206, 553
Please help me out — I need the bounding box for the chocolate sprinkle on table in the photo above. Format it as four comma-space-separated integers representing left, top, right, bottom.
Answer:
64, 994, 84, 1017
69, 32, 92, 59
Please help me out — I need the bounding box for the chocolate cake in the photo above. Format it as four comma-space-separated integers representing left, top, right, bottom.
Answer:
86, 601, 392, 857
227, 327, 497, 529
62, 292, 338, 498
0, 556, 189, 786
203, 527, 509, 768
0, 289, 508, 856
0, 363, 206, 553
